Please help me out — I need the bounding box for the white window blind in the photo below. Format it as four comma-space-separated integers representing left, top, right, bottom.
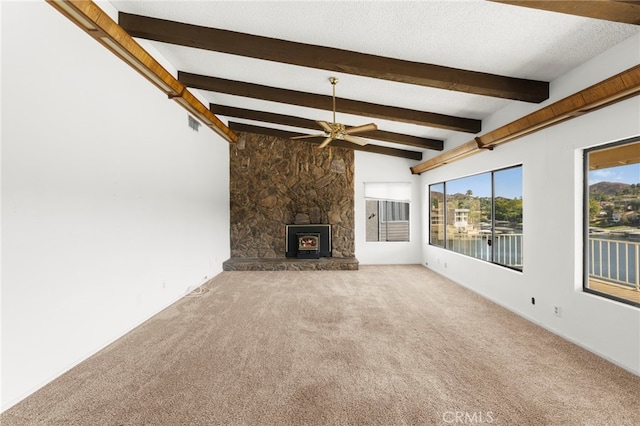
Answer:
364, 182, 411, 202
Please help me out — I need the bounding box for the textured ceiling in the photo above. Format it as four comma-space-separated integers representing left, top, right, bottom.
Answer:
109, 0, 639, 154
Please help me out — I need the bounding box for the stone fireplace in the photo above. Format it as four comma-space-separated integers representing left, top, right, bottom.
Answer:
223, 131, 358, 271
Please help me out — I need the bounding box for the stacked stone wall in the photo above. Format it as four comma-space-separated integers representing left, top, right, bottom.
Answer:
229, 132, 355, 259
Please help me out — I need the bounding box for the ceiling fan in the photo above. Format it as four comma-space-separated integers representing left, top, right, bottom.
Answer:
291, 77, 377, 148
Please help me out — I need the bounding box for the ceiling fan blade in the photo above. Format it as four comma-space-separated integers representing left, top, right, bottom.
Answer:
317, 120, 333, 133
343, 134, 369, 146
290, 133, 326, 140
345, 123, 377, 135
318, 137, 334, 149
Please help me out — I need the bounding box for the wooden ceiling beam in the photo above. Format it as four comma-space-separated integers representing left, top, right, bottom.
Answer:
411, 64, 640, 174
180, 72, 481, 133
119, 12, 549, 103
229, 122, 423, 161
490, 0, 640, 25
210, 105, 444, 151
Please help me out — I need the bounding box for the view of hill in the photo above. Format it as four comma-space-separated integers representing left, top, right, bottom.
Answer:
589, 181, 632, 196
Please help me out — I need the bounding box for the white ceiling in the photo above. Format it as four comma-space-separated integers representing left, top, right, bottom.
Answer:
108, 0, 639, 152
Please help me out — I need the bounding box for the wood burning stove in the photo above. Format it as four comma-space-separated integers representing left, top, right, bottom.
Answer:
286, 224, 331, 258
296, 232, 321, 259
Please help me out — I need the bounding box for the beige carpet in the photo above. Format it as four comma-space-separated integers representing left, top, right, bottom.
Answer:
2, 265, 638, 425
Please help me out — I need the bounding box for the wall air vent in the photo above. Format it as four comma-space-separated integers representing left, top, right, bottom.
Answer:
188, 115, 201, 132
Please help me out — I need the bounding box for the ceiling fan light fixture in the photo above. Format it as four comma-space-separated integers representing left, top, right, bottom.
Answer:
290, 76, 377, 148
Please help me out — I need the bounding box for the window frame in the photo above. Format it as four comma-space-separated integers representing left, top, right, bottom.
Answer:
366, 199, 411, 242
583, 136, 640, 308
428, 165, 523, 272
364, 182, 412, 243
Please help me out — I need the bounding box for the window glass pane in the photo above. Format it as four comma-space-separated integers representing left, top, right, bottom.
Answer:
382, 201, 409, 221
446, 173, 492, 262
494, 167, 523, 270
366, 200, 410, 242
366, 200, 380, 242
586, 140, 640, 307
429, 183, 445, 247
428, 166, 524, 271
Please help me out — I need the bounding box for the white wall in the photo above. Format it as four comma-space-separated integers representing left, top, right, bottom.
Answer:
1, 2, 231, 410
355, 152, 422, 264
421, 33, 640, 375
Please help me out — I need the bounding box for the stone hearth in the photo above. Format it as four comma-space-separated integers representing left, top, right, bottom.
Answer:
223, 257, 359, 271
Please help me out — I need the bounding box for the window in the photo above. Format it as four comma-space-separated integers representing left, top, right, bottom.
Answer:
584, 137, 640, 307
365, 182, 411, 242
493, 167, 524, 268
429, 183, 445, 247
445, 173, 492, 262
428, 166, 523, 271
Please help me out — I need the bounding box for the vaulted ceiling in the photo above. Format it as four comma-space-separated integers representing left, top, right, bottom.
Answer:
107, 0, 639, 161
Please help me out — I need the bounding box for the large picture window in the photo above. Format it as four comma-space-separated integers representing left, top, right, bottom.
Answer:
584, 137, 639, 307
429, 166, 523, 271
365, 182, 411, 242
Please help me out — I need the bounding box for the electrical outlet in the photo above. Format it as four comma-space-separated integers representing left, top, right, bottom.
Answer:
554, 306, 562, 317
444, 262, 448, 268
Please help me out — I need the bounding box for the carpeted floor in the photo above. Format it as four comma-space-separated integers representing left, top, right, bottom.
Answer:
2, 265, 638, 425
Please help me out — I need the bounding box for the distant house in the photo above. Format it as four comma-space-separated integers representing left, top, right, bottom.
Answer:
454, 209, 470, 232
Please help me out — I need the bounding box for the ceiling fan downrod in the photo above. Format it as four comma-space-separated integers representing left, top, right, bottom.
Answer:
330, 77, 338, 126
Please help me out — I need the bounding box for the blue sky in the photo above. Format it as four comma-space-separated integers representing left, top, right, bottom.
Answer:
445, 167, 522, 199
589, 164, 639, 185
